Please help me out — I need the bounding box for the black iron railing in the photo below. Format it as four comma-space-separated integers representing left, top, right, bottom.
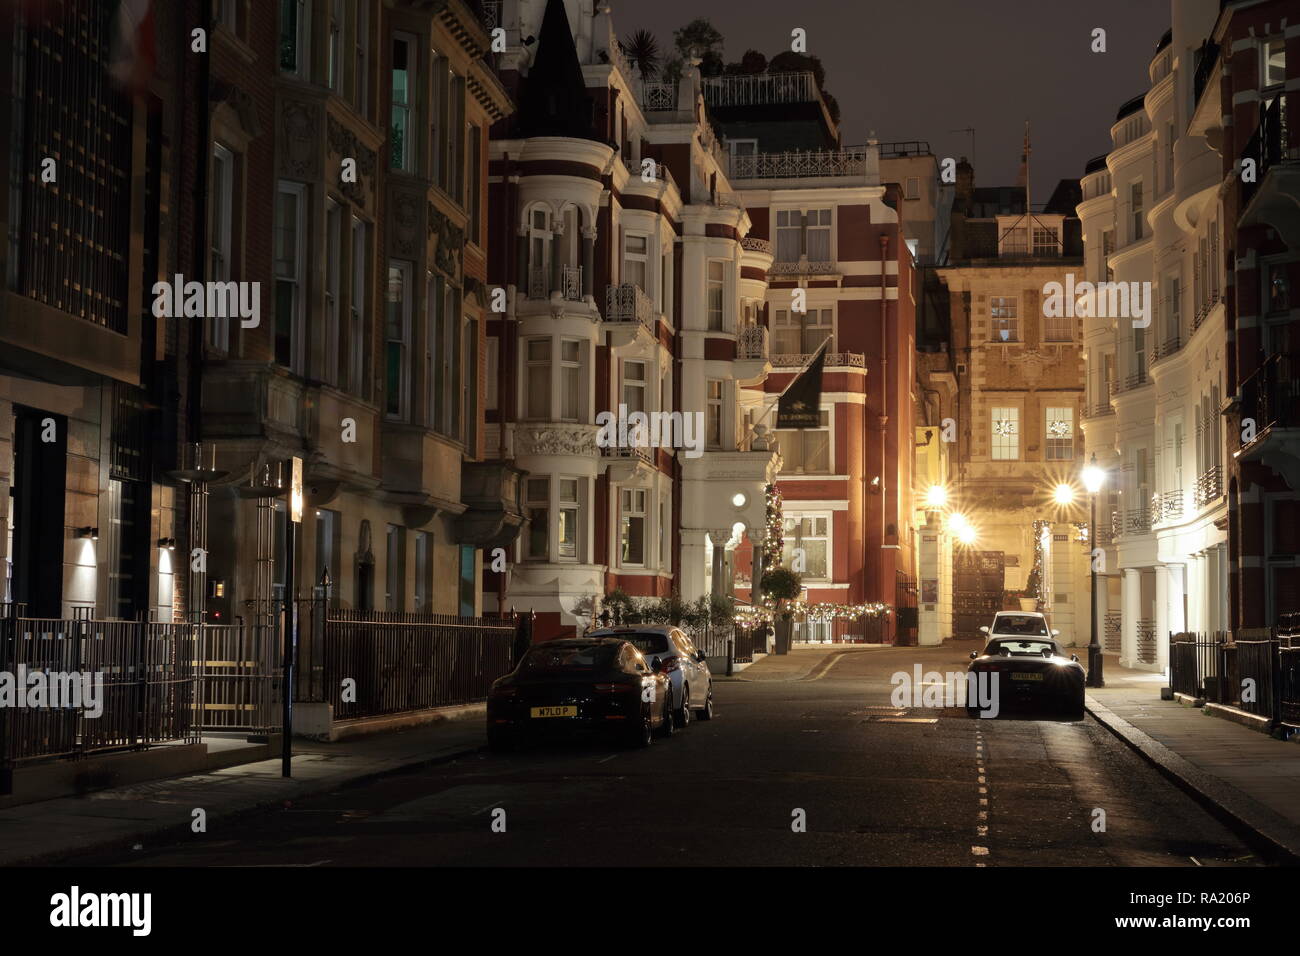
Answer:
1195, 465, 1223, 508
1242, 94, 1289, 209
297, 605, 517, 721
1170, 631, 1227, 700
0, 612, 200, 778
1239, 353, 1299, 451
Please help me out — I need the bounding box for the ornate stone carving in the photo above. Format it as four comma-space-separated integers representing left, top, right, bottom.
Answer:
392, 192, 421, 257
211, 79, 261, 139
327, 115, 377, 207
514, 424, 599, 458
279, 100, 319, 178
428, 203, 465, 279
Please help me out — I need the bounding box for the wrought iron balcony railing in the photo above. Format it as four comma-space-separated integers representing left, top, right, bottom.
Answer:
1155, 489, 1185, 523
1242, 94, 1291, 210
527, 266, 547, 300
1110, 509, 1124, 541
527, 265, 584, 301
641, 82, 677, 111
1238, 353, 1299, 451
730, 146, 871, 181
771, 352, 865, 369
604, 283, 656, 330
1153, 334, 1182, 362
737, 325, 769, 361
701, 71, 818, 107
740, 236, 773, 256
1195, 464, 1222, 508
1126, 506, 1153, 535
561, 265, 583, 302
769, 258, 837, 276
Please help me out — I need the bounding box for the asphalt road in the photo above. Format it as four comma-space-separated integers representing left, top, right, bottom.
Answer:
75, 644, 1262, 867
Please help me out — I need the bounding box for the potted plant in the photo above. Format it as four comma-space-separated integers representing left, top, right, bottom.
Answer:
761, 567, 803, 655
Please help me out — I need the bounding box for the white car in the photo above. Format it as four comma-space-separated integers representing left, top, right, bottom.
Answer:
980, 611, 1060, 641
584, 625, 714, 727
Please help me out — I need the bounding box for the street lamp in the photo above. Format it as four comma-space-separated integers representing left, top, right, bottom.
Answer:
1053, 482, 1076, 506
925, 484, 948, 509
1082, 453, 1106, 687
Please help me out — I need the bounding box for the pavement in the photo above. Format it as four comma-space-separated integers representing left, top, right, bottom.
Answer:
6, 640, 1297, 867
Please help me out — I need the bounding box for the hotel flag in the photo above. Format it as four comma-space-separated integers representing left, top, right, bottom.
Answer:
775, 339, 830, 430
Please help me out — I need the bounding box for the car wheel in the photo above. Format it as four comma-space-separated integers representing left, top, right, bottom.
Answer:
658, 695, 676, 738
674, 685, 692, 729
696, 690, 714, 721
628, 708, 654, 748
487, 727, 514, 752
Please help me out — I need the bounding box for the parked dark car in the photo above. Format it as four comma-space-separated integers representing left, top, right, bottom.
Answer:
584, 625, 714, 726
486, 638, 673, 750
967, 636, 1086, 719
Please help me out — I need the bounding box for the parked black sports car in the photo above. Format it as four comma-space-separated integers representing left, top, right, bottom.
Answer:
487, 638, 673, 749
967, 637, 1086, 719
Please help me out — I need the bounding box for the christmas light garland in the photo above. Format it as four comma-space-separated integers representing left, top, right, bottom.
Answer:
762, 483, 784, 566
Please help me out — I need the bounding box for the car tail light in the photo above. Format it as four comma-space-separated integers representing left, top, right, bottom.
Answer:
595, 683, 634, 693
490, 685, 517, 698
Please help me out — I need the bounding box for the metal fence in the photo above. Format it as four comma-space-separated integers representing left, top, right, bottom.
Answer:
0, 612, 200, 778
198, 621, 280, 734
1171, 626, 1300, 730
1169, 631, 1227, 700
297, 605, 517, 721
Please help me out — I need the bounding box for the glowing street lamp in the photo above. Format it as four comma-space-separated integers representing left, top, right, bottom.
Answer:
925, 484, 948, 509
1053, 483, 1076, 506
957, 525, 977, 546
1083, 453, 1106, 687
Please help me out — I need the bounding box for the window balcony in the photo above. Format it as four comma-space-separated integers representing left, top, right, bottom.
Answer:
527, 265, 584, 302
729, 146, 875, 184
1194, 464, 1223, 509
1154, 489, 1185, 524
1235, 354, 1300, 487
1126, 505, 1153, 535
604, 283, 656, 329
769, 258, 838, 276
771, 352, 865, 369
737, 325, 770, 361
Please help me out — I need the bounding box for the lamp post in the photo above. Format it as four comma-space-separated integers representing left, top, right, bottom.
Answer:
1083, 453, 1106, 687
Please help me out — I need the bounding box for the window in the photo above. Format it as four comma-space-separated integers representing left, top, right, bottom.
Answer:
450, 73, 465, 198
528, 208, 549, 295
781, 515, 829, 579
558, 479, 579, 561
1032, 226, 1058, 257
1101, 230, 1115, 281
1043, 302, 1071, 343
1263, 37, 1286, 91
349, 217, 369, 394
1266, 262, 1290, 315
775, 210, 801, 262
773, 308, 833, 353
624, 234, 648, 290
775, 409, 830, 474
560, 340, 582, 421
467, 125, 482, 245
706, 260, 725, 330
1164, 120, 1175, 194
525, 339, 551, 419
414, 531, 432, 613
485, 338, 499, 412
622, 360, 647, 413
314, 509, 339, 605
526, 478, 549, 560
1133, 325, 1147, 383
904, 177, 920, 200
391, 34, 415, 171
279, 0, 309, 76
274, 182, 306, 373
991, 407, 1019, 460
620, 489, 647, 566
991, 297, 1018, 342
1002, 227, 1028, 256
207, 144, 235, 353
658, 495, 668, 568
385, 261, 412, 419
385, 525, 405, 611
1130, 182, 1144, 241
462, 316, 477, 450
1045, 406, 1074, 461
805, 209, 832, 262
327, 0, 343, 92
706, 380, 724, 449
324, 200, 342, 385
439, 283, 463, 437
353, 2, 369, 116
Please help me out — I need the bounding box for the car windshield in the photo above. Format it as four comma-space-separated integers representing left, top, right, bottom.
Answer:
521, 644, 615, 672
992, 615, 1049, 636
988, 639, 1057, 658
619, 633, 671, 655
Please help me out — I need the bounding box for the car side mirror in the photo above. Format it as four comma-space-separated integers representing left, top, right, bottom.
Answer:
696, 651, 707, 663
979, 626, 990, 635
1071, 654, 1079, 663
1051, 629, 1060, 637
651, 656, 663, 673
969, 651, 978, 660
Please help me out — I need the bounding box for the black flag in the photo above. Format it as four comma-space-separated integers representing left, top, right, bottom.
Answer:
776, 341, 828, 429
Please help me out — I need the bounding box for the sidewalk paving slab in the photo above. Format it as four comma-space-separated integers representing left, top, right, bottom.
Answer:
0, 708, 489, 866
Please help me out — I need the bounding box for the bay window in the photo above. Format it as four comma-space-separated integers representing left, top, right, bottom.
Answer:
385, 261, 412, 420
706, 260, 725, 330
526, 478, 549, 560
525, 339, 551, 419
621, 489, 647, 566
274, 181, 306, 373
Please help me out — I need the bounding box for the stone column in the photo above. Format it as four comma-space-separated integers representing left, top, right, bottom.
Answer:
679, 529, 709, 602
1167, 563, 1186, 636
582, 225, 596, 300
1154, 565, 1170, 674
1121, 567, 1140, 668
708, 529, 730, 599
549, 222, 563, 295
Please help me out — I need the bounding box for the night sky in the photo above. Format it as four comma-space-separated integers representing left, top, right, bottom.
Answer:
630, 0, 1172, 197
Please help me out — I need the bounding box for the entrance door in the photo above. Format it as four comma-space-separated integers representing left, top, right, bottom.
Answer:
953, 550, 1005, 641
11, 407, 67, 617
